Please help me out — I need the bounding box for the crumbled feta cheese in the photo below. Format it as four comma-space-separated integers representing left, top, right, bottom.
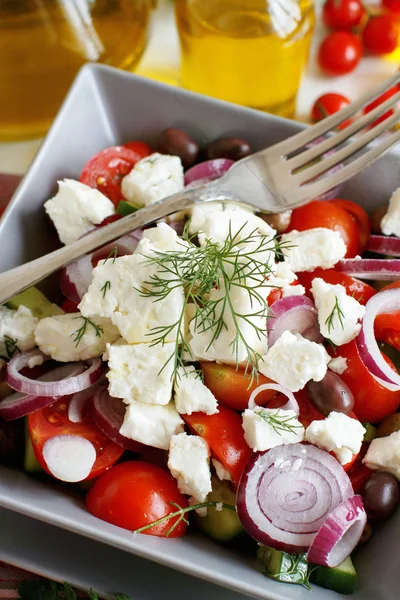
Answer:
34, 313, 119, 362
138, 222, 188, 253
168, 433, 212, 502
174, 366, 218, 415
0, 305, 38, 359
242, 407, 304, 452
107, 342, 174, 405
27, 354, 44, 369
311, 278, 365, 346
328, 356, 348, 375
266, 262, 305, 299
189, 496, 208, 517
281, 228, 347, 272
381, 188, 400, 237
215, 502, 224, 512
44, 179, 115, 245
121, 153, 184, 207
306, 412, 366, 465
120, 401, 184, 450
259, 331, 330, 392
212, 458, 232, 482
363, 430, 400, 479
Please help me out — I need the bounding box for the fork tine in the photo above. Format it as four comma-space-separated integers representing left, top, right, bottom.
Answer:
288, 90, 400, 171
272, 71, 400, 156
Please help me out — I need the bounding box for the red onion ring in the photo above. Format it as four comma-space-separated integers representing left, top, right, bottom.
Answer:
7, 350, 104, 397
337, 258, 400, 280
92, 386, 146, 452
237, 443, 353, 553
68, 386, 99, 423
184, 159, 234, 187
306, 495, 366, 567
248, 383, 299, 413
268, 296, 322, 346
365, 234, 400, 257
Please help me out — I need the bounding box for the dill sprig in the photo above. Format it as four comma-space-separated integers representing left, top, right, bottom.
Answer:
256, 408, 303, 436
4, 335, 20, 358
101, 280, 111, 298
71, 317, 104, 347
325, 295, 345, 334
104, 246, 118, 264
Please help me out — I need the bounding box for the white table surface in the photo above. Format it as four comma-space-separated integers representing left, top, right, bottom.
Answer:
0, 0, 397, 176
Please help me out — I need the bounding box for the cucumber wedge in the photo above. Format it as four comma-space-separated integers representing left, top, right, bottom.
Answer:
24, 419, 42, 473
257, 546, 310, 588
116, 200, 139, 217
310, 557, 358, 595
7, 287, 64, 319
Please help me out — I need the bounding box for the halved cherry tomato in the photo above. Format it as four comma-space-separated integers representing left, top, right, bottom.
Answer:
123, 141, 152, 157
297, 269, 376, 305
332, 340, 400, 423
200, 362, 277, 411
28, 396, 124, 480
80, 145, 149, 206
347, 444, 372, 492
287, 200, 360, 258
86, 461, 187, 537
375, 311, 400, 351
329, 199, 371, 250
183, 407, 252, 486
61, 298, 80, 313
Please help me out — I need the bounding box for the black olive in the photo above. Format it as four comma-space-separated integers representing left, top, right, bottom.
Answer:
361, 471, 400, 521
306, 371, 354, 416
155, 128, 199, 168
205, 137, 252, 162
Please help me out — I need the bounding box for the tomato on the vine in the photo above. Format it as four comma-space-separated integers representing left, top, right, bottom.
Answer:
311, 93, 351, 128
318, 32, 362, 76
362, 15, 398, 55
364, 86, 400, 128
297, 268, 376, 306
322, 0, 365, 30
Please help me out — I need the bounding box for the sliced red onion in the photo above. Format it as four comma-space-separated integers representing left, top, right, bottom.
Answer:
365, 234, 400, 257
268, 296, 322, 346
0, 363, 85, 421
68, 386, 98, 423
337, 258, 400, 280
42, 434, 96, 482
93, 386, 146, 452
356, 289, 400, 390
184, 159, 234, 187
248, 383, 299, 413
237, 443, 353, 553
306, 495, 366, 567
7, 350, 104, 397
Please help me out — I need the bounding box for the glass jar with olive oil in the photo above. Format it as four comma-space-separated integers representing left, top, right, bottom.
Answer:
175, 0, 315, 118
0, 0, 152, 141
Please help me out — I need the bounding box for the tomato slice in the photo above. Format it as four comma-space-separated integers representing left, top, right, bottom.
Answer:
297, 268, 376, 305
183, 406, 252, 486
329, 199, 371, 251
28, 396, 124, 480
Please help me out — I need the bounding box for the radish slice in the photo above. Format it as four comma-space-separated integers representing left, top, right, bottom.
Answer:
306, 495, 366, 567
184, 159, 234, 187
365, 234, 400, 257
248, 383, 299, 413
0, 363, 85, 421
236, 443, 353, 553
42, 434, 96, 482
92, 386, 146, 452
268, 296, 321, 346
337, 258, 400, 280
7, 350, 104, 396
68, 387, 98, 423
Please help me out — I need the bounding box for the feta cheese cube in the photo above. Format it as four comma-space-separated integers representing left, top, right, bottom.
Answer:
107, 342, 175, 405
121, 153, 184, 207
363, 430, 400, 479
242, 407, 304, 452
174, 366, 218, 415
280, 228, 347, 272
137, 222, 188, 254
168, 433, 212, 501
381, 188, 400, 237
0, 305, 38, 359
211, 458, 232, 482
328, 356, 348, 375
266, 262, 305, 299
311, 278, 365, 346
120, 401, 184, 450
44, 179, 115, 245
306, 412, 366, 465
34, 313, 120, 362
259, 331, 330, 392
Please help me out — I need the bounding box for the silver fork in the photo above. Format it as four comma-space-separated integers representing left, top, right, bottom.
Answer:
0, 72, 399, 305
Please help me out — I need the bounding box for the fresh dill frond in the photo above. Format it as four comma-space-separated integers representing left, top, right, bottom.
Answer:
101, 280, 111, 298
325, 295, 345, 334
4, 335, 20, 358
256, 408, 302, 436
71, 317, 104, 347
104, 246, 118, 264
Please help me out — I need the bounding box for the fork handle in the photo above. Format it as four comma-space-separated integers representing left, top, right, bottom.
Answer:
0, 188, 207, 306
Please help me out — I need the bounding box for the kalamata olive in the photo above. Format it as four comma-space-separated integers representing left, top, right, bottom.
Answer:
206, 137, 252, 162
361, 471, 400, 521
370, 205, 387, 234
261, 210, 292, 233
155, 128, 199, 168
377, 413, 400, 438
306, 371, 354, 416
358, 522, 373, 545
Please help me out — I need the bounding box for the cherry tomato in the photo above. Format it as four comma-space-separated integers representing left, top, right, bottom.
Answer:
363, 86, 400, 128
329, 198, 371, 250
80, 146, 147, 206
347, 444, 372, 492
86, 461, 187, 536
287, 200, 361, 258
28, 396, 124, 480
183, 407, 252, 486
61, 298, 80, 313
311, 93, 352, 129
375, 311, 400, 351
123, 141, 152, 158
267, 279, 300, 306
383, 0, 400, 13
297, 268, 376, 305
98, 214, 123, 227
200, 362, 277, 411
322, 0, 365, 30
292, 389, 325, 428
318, 32, 362, 76
362, 15, 398, 55
332, 340, 400, 423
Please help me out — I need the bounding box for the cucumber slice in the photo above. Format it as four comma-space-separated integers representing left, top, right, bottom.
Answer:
257, 546, 310, 588
310, 557, 358, 595
362, 422, 377, 443
116, 200, 139, 217
7, 287, 64, 319
194, 476, 243, 543
24, 419, 42, 473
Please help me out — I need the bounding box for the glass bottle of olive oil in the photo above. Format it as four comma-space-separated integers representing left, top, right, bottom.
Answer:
0, 0, 152, 141
175, 0, 315, 118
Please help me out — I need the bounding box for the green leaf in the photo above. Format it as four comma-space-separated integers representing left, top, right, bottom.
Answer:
113, 594, 131, 600
60, 583, 77, 600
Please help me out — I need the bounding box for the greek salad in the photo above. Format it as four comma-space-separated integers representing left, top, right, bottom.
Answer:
1, 129, 400, 595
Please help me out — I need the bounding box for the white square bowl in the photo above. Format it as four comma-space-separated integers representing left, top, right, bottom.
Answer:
0, 64, 399, 600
